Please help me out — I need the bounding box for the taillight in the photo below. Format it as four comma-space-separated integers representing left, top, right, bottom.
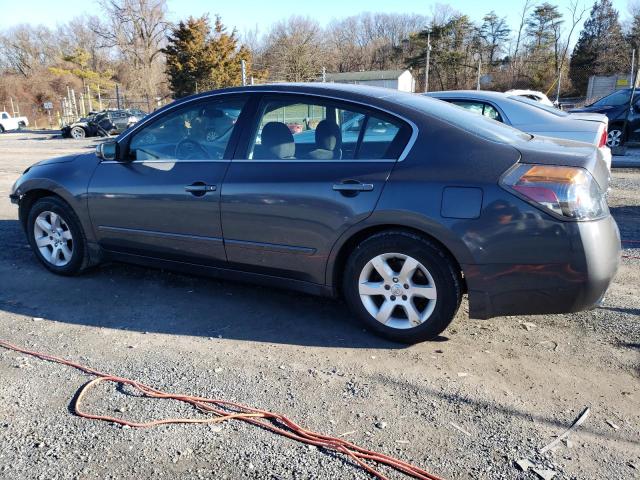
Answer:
598, 128, 607, 148
501, 164, 608, 220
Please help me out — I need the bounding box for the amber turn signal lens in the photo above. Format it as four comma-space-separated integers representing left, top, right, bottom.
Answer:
520, 165, 587, 184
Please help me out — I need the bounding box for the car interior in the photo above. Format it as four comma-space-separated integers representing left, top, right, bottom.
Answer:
249, 100, 402, 160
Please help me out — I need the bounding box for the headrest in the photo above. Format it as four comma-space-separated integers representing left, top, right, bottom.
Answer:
315, 120, 341, 151
261, 122, 295, 159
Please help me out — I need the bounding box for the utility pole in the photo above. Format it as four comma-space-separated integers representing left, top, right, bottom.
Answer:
322, 66, 326, 82
424, 31, 431, 93
97, 86, 103, 111
474, 53, 481, 91
241, 60, 247, 86
555, 68, 562, 106
631, 49, 636, 87
115, 84, 121, 110
86, 85, 93, 112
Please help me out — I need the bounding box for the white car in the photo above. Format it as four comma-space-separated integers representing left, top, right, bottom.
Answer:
0, 111, 29, 132
425, 91, 611, 170
506, 89, 555, 107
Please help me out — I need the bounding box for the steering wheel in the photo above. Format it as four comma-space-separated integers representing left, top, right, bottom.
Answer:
175, 139, 210, 160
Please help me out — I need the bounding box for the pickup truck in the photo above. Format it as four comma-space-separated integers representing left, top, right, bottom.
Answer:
0, 111, 29, 132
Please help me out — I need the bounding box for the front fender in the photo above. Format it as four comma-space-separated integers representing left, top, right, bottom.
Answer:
12, 160, 99, 244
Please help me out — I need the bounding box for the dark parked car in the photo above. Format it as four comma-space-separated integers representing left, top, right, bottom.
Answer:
569, 88, 639, 147
10, 84, 620, 343
61, 109, 146, 139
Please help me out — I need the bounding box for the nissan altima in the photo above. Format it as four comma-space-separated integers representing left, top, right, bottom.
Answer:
10, 83, 620, 343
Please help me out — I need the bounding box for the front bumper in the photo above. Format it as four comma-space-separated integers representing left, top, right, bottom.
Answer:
465, 215, 621, 319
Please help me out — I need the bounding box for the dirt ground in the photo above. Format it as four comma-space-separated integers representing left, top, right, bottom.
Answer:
0, 131, 638, 480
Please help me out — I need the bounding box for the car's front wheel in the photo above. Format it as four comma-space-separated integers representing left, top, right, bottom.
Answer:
27, 197, 89, 275
607, 126, 624, 147
342, 231, 462, 343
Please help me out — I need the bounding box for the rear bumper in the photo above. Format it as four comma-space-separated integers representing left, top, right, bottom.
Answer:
465, 215, 620, 319
599, 146, 612, 171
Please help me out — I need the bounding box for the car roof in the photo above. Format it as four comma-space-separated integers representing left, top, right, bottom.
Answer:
425, 90, 511, 101
122, 82, 536, 147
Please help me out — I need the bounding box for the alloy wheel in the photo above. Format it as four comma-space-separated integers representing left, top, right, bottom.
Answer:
358, 252, 437, 330
33, 211, 74, 267
607, 129, 623, 147
71, 127, 85, 139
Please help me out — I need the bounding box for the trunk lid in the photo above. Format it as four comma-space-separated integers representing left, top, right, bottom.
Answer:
513, 134, 610, 191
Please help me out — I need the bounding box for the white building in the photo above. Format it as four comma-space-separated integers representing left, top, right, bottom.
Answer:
324, 70, 415, 93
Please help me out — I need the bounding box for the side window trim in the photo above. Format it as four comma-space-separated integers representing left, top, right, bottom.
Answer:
232, 93, 411, 162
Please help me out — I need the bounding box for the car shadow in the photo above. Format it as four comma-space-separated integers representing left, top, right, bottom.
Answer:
610, 206, 640, 245
0, 219, 409, 349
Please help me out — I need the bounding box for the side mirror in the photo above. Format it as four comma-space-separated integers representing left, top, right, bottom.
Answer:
96, 141, 118, 161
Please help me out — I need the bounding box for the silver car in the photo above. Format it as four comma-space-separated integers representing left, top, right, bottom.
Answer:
426, 90, 611, 170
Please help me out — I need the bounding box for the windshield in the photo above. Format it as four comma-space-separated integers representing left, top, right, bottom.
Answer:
591, 89, 634, 107
511, 96, 568, 117
402, 94, 532, 143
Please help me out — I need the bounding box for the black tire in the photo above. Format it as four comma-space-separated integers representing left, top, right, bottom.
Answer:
26, 196, 90, 275
0, 125, 5, 133
342, 231, 462, 343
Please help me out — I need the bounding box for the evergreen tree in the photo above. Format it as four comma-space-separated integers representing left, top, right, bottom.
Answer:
627, 12, 640, 53
569, 0, 628, 95
164, 15, 255, 98
524, 3, 563, 90
478, 11, 511, 65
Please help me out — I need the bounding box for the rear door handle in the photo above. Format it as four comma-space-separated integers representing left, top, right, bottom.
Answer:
185, 183, 216, 195
332, 183, 374, 192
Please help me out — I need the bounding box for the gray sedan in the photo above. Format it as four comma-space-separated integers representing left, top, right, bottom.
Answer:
426, 90, 611, 169
10, 83, 619, 343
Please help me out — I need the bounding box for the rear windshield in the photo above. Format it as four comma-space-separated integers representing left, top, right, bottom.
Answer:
394, 94, 532, 143
511, 96, 568, 117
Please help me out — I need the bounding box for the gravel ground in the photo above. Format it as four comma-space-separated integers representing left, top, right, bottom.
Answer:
0, 131, 638, 480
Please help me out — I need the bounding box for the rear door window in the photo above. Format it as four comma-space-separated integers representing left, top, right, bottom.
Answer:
246, 96, 410, 161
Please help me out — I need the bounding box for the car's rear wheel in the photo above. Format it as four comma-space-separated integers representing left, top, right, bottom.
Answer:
70, 126, 86, 139
27, 197, 89, 275
607, 127, 624, 147
0, 125, 4, 133
342, 231, 462, 343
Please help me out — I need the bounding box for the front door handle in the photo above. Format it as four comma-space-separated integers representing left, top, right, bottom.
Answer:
332, 182, 374, 192
185, 182, 216, 196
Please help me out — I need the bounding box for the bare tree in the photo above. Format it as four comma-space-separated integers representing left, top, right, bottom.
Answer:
91, 0, 169, 100
0, 25, 56, 77
260, 16, 326, 82
510, 0, 534, 85
327, 12, 426, 72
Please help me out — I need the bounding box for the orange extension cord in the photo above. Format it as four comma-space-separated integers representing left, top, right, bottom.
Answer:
0, 339, 443, 480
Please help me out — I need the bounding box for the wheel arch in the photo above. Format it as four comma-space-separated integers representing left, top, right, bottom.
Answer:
327, 221, 470, 296
18, 188, 72, 229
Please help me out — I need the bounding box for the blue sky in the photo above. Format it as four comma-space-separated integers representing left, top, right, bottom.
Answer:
0, 0, 633, 36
